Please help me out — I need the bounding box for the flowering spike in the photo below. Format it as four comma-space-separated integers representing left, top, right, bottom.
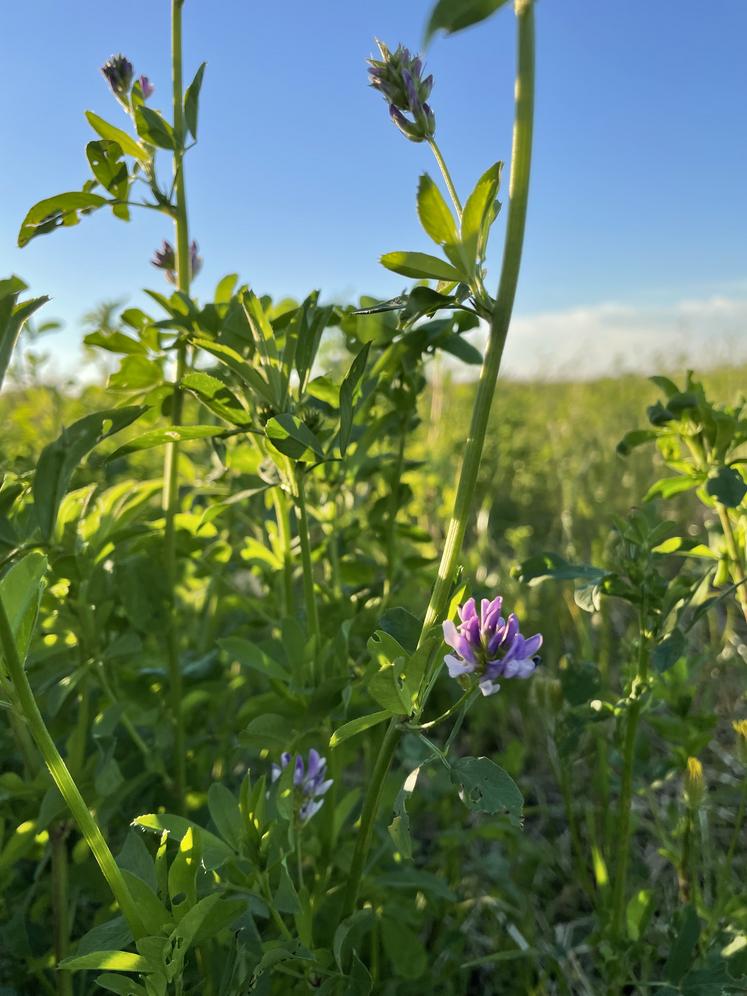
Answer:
367, 40, 436, 143
101, 54, 134, 102
151, 239, 202, 284
443, 595, 541, 697
271, 748, 333, 824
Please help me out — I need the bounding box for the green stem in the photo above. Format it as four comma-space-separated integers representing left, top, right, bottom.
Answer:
339, 0, 535, 921
716, 503, 747, 623
428, 138, 463, 217
295, 469, 320, 646
162, 0, 191, 811
383, 428, 406, 602
610, 620, 649, 939
273, 488, 294, 615
51, 823, 73, 996
0, 596, 146, 939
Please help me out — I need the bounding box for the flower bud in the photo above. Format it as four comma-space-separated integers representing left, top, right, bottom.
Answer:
733, 719, 747, 766
151, 240, 202, 284
139, 75, 155, 100
368, 40, 436, 143
683, 756, 705, 810
101, 54, 134, 102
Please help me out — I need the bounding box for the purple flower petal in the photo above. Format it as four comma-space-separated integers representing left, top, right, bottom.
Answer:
445, 654, 475, 678
459, 598, 477, 623
443, 620, 476, 664
479, 678, 501, 696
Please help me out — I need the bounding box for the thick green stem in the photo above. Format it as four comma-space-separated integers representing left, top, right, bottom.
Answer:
51, 823, 73, 996
162, 0, 191, 810
340, 0, 536, 921
0, 597, 146, 939
295, 470, 320, 646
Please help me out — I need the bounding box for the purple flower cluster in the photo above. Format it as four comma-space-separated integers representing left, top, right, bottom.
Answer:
101, 55, 154, 104
101, 54, 133, 100
271, 748, 333, 824
151, 240, 202, 283
444, 596, 542, 697
367, 40, 436, 143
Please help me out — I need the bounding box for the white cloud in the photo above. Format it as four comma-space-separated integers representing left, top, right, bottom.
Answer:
489, 294, 747, 380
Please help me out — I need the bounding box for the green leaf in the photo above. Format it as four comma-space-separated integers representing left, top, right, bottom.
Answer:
330, 710, 391, 748
84, 330, 147, 356
207, 783, 244, 850
450, 756, 523, 823
85, 111, 148, 163
59, 951, 156, 973
626, 889, 652, 942
0, 552, 47, 665
380, 251, 464, 283
33, 407, 144, 538
653, 629, 686, 673
120, 870, 172, 935
425, 0, 511, 42
517, 552, 607, 588
439, 332, 482, 365
218, 637, 290, 682
461, 161, 502, 268
665, 905, 700, 985
388, 767, 420, 861
241, 713, 294, 749
104, 425, 223, 462
265, 413, 323, 462
134, 106, 175, 150
644, 475, 705, 501
0, 277, 48, 390
184, 62, 206, 139
616, 428, 659, 456
706, 466, 747, 508
108, 355, 163, 390
86, 140, 128, 199
193, 338, 276, 406
94, 973, 147, 996
339, 343, 371, 456
18, 191, 108, 247
167, 826, 200, 917
182, 371, 251, 427
131, 814, 234, 870
417, 173, 459, 247
380, 918, 427, 980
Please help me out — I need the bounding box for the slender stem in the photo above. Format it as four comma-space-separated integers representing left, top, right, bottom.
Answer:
716, 504, 747, 622
410, 688, 472, 731
383, 428, 406, 602
339, 0, 536, 920
428, 138, 463, 217
295, 469, 320, 645
340, 719, 401, 918
273, 488, 294, 615
162, 0, 191, 810
0, 596, 146, 939
51, 823, 73, 996
610, 618, 648, 939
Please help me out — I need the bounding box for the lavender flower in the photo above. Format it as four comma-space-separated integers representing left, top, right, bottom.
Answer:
367, 40, 436, 143
271, 748, 333, 823
101, 54, 134, 101
139, 75, 155, 100
443, 596, 542, 697
151, 239, 202, 283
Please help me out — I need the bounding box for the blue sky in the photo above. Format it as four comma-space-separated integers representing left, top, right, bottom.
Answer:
1, 0, 746, 375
